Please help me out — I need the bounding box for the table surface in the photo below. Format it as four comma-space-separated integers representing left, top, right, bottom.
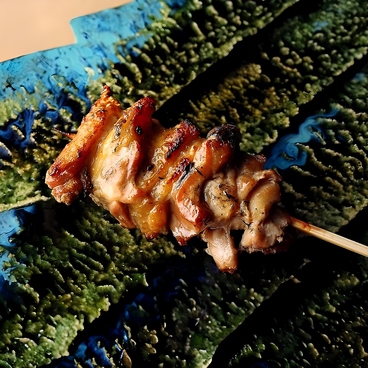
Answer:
0, 0, 131, 62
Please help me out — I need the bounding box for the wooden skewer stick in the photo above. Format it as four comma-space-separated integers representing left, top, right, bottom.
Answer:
289, 216, 368, 257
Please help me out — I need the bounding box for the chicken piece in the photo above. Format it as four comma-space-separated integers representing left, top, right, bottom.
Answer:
46, 86, 289, 273
46, 86, 122, 205
200, 154, 288, 272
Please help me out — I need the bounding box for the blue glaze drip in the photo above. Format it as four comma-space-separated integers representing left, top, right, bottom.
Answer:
353, 72, 366, 82
313, 20, 329, 31
0, 206, 35, 282
265, 109, 338, 170
0, 109, 35, 149
0, 252, 13, 282
166, 0, 188, 11
80, 336, 114, 368
0, 205, 35, 247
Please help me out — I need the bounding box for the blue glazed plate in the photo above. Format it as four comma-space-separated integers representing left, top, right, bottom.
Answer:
1, 0, 368, 367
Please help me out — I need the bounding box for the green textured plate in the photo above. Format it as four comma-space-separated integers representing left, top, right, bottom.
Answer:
1, 0, 368, 367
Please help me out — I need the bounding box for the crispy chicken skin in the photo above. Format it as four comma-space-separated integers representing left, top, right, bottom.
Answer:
46, 86, 289, 273
46, 86, 123, 205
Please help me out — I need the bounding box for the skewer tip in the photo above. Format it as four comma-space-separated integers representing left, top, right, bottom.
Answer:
288, 215, 368, 258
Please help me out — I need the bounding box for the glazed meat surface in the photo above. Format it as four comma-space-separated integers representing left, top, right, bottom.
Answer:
46, 86, 289, 272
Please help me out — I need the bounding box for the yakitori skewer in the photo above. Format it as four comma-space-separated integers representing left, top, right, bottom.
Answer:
45, 86, 368, 272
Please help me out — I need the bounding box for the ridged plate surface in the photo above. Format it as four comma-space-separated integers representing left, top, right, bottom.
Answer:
1, 0, 368, 367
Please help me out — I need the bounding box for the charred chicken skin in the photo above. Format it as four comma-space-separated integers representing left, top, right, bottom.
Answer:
46, 86, 289, 273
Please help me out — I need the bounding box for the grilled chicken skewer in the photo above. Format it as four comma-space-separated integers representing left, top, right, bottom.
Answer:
45, 86, 368, 272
